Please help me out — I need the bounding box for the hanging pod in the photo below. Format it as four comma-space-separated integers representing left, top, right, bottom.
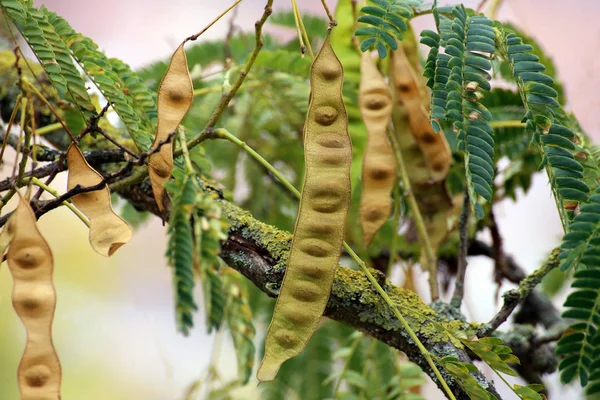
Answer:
358, 52, 396, 246
7, 194, 61, 400
389, 42, 462, 257
67, 144, 132, 256
389, 43, 450, 184
148, 43, 194, 211
257, 32, 352, 381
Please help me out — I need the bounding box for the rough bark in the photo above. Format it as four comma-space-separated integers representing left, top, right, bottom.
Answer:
117, 181, 501, 399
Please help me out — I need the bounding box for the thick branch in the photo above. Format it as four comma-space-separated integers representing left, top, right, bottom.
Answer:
116, 181, 500, 400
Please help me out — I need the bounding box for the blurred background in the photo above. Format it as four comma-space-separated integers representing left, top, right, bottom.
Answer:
1, 0, 599, 399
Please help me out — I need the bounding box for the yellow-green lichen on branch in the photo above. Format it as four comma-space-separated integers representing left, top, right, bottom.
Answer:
219, 196, 473, 349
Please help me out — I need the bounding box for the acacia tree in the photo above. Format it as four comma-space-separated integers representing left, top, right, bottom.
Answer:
0, 0, 596, 399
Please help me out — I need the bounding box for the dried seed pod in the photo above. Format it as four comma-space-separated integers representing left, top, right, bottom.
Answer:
358, 52, 396, 246
148, 43, 194, 210
67, 144, 132, 256
390, 43, 450, 184
7, 194, 61, 400
0, 223, 14, 261
257, 33, 352, 381
389, 41, 461, 256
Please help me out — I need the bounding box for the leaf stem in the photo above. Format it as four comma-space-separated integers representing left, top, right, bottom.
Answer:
30, 177, 90, 227
344, 243, 456, 400
386, 127, 439, 300
489, 120, 526, 129
387, 185, 401, 276
0, 93, 22, 164
25, 81, 76, 142
193, 81, 261, 97
35, 122, 63, 136
291, 0, 314, 59
178, 129, 194, 173
185, 0, 243, 42
333, 333, 362, 395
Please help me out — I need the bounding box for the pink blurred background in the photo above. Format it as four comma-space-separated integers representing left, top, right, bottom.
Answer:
1, 0, 598, 398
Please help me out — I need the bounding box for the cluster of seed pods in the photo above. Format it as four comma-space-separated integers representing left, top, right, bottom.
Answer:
257, 33, 352, 381
148, 43, 194, 211
6, 195, 61, 400
358, 52, 396, 246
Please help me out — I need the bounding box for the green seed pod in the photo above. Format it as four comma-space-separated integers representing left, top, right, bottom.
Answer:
257, 32, 352, 381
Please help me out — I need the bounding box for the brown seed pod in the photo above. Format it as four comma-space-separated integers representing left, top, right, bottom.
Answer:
389, 43, 450, 184
358, 52, 396, 246
6, 194, 61, 400
389, 40, 462, 257
257, 32, 352, 382
148, 43, 194, 210
67, 144, 132, 256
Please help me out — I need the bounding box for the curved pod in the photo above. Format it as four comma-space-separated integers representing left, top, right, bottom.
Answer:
257, 33, 352, 381
358, 52, 396, 246
148, 43, 194, 211
7, 195, 61, 400
67, 144, 132, 256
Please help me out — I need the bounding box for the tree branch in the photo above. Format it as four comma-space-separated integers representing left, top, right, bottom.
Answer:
478, 248, 561, 337
115, 179, 501, 400
0, 132, 174, 227
450, 188, 470, 308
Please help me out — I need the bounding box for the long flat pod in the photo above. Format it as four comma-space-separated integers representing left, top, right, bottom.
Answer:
148, 43, 194, 211
67, 144, 132, 256
389, 44, 450, 184
257, 32, 352, 381
358, 52, 396, 246
7, 194, 61, 400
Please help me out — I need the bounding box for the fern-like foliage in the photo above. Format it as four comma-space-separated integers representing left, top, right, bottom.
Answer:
325, 332, 426, 400
420, 29, 451, 133
556, 187, 600, 394
222, 269, 256, 384
40, 6, 155, 150
496, 28, 590, 227
355, 0, 423, 58
422, 6, 496, 219
1, 0, 96, 121
557, 269, 600, 394
494, 27, 600, 394
193, 191, 228, 332
439, 356, 491, 399
109, 58, 158, 125
165, 168, 198, 335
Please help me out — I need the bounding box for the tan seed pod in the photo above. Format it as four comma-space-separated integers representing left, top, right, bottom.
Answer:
0, 223, 14, 262
7, 194, 61, 400
358, 52, 396, 246
148, 43, 194, 210
67, 144, 132, 256
389, 41, 461, 257
389, 43, 451, 184
257, 32, 352, 382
